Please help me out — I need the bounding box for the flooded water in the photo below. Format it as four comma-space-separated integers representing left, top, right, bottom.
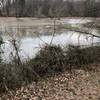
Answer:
0, 18, 100, 62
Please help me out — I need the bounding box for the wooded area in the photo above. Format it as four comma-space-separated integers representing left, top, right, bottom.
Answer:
0, 0, 100, 17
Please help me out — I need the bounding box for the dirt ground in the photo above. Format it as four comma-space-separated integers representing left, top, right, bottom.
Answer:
0, 64, 100, 100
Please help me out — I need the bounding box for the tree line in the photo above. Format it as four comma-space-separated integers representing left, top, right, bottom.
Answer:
0, 0, 100, 17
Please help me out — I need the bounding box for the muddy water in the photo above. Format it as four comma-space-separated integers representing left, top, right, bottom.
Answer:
0, 18, 100, 62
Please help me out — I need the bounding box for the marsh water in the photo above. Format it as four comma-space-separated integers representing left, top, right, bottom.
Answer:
0, 18, 100, 62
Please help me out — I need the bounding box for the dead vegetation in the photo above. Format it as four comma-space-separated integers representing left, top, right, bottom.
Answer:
0, 44, 100, 94
0, 67, 100, 100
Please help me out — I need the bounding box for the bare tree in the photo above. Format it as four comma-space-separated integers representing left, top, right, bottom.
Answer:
0, 0, 100, 17
15, 0, 25, 17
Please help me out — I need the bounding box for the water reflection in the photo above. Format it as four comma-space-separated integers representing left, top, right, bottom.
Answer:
2, 32, 100, 62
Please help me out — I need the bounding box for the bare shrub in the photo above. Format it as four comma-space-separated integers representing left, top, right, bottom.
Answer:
66, 45, 100, 69
0, 63, 38, 93
0, 64, 23, 92
28, 45, 65, 75
9, 39, 21, 65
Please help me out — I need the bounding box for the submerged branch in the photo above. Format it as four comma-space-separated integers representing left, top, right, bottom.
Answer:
66, 28, 100, 38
